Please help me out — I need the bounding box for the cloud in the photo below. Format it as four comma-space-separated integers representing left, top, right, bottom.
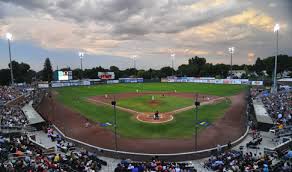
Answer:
0, 0, 291, 69
269, 3, 277, 8
154, 48, 209, 56
177, 8, 275, 44
0, 17, 122, 54
227, 8, 275, 32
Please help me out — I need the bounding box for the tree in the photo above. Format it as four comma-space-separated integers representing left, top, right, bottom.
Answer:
260, 55, 292, 77
160, 66, 175, 78
0, 69, 11, 85
110, 66, 119, 72
42, 58, 53, 82
122, 68, 138, 77
254, 58, 265, 75
7, 60, 36, 83
177, 64, 195, 77
188, 56, 206, 66
137, 70, 145, 78
188, 56, 207, 76
110, 66, 121, 79
72, 69, 83, 79
83, 66, 106, 79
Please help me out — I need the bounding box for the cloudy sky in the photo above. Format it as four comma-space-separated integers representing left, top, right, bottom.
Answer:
0, 0, 291, 71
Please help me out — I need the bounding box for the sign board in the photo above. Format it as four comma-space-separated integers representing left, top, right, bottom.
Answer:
251, 81, 264, 86
161, 77, 262, 86
98, 72, 115, 80
58, 71, 73, 81
119, 78, 144, 83
107, 80, 119, 84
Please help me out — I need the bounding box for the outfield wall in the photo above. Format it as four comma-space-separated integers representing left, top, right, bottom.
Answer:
161, 77, 263, 86
37, 77, 263, 88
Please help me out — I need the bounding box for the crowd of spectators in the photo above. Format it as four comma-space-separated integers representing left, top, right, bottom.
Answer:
0, 132, 108, 172
0, 86, 26, 105
114, 157, 196, 172
204, 150, 275, 171
0, 106, 28, 129
261, 91, 292, 125
204, 148, 292, 172
0, 86, 31, 129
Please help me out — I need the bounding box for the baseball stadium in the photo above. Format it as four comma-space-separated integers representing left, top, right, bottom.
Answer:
1, 0, 292, 171
38, 83, 247, 157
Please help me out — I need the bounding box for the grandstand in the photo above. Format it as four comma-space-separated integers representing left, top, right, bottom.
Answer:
0, 82, 291, 171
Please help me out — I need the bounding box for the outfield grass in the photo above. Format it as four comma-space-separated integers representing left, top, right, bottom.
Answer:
56, 82, 247, 98
118, 95, 193, 112
56, 83, 247, 138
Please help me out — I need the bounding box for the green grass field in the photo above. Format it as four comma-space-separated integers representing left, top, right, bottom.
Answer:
56, 83, 247, 138
118, 95, 193, 112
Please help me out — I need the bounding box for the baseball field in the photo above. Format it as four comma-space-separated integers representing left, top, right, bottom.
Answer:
55, 83, 247, 139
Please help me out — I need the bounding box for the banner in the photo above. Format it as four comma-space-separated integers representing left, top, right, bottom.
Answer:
119, 78, 144, 83
107, 80, 119, 84
161, 77, 262, 85
98, 72, 115, 80
251, 81, 264, 86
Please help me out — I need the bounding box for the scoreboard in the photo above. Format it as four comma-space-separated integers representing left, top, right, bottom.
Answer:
57, 71, 73, 81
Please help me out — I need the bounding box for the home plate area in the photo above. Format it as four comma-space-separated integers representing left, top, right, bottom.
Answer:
136, 112, 174, 123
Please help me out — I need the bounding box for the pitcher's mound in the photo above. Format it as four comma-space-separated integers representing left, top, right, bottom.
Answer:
136, 112, 173, 124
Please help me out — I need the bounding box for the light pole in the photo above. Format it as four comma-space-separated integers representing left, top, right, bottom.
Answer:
132, 55, 137, 69
111, 99, 118, 154
273, 24, 280, 93
171, 53, 175, 76
78, 52, 84, 70
78, 52, 84, 79
194, 93, 200, 151
6, 33, 14, 86
228, 47, 234, 78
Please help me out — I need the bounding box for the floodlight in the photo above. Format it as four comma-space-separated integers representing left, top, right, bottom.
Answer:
228, 47, 234, 54
79, 52, 84, 58
274, 24, 280, 32
6, 32, 12, 40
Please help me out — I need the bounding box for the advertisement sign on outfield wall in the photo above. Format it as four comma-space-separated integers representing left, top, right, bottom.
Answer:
119, 78, 144, 83
251, 81, 264, 86
98, 72, 115, 80
161, 77, 262, 85
107, 80, 119, 84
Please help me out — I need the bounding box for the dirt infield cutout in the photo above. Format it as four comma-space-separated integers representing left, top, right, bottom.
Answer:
87, 92, 225, 124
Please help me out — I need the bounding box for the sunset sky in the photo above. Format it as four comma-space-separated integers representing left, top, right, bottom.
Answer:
0, 0, 291, 71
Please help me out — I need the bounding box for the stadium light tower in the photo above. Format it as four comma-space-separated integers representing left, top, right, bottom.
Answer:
171, 53, 175, 76
132, 55, 137, 69
78, 52, 84, 70
6, 33, 14, 86
273, 24, 280, 93
171, 53, 175, 69
228, 47, 234, 78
